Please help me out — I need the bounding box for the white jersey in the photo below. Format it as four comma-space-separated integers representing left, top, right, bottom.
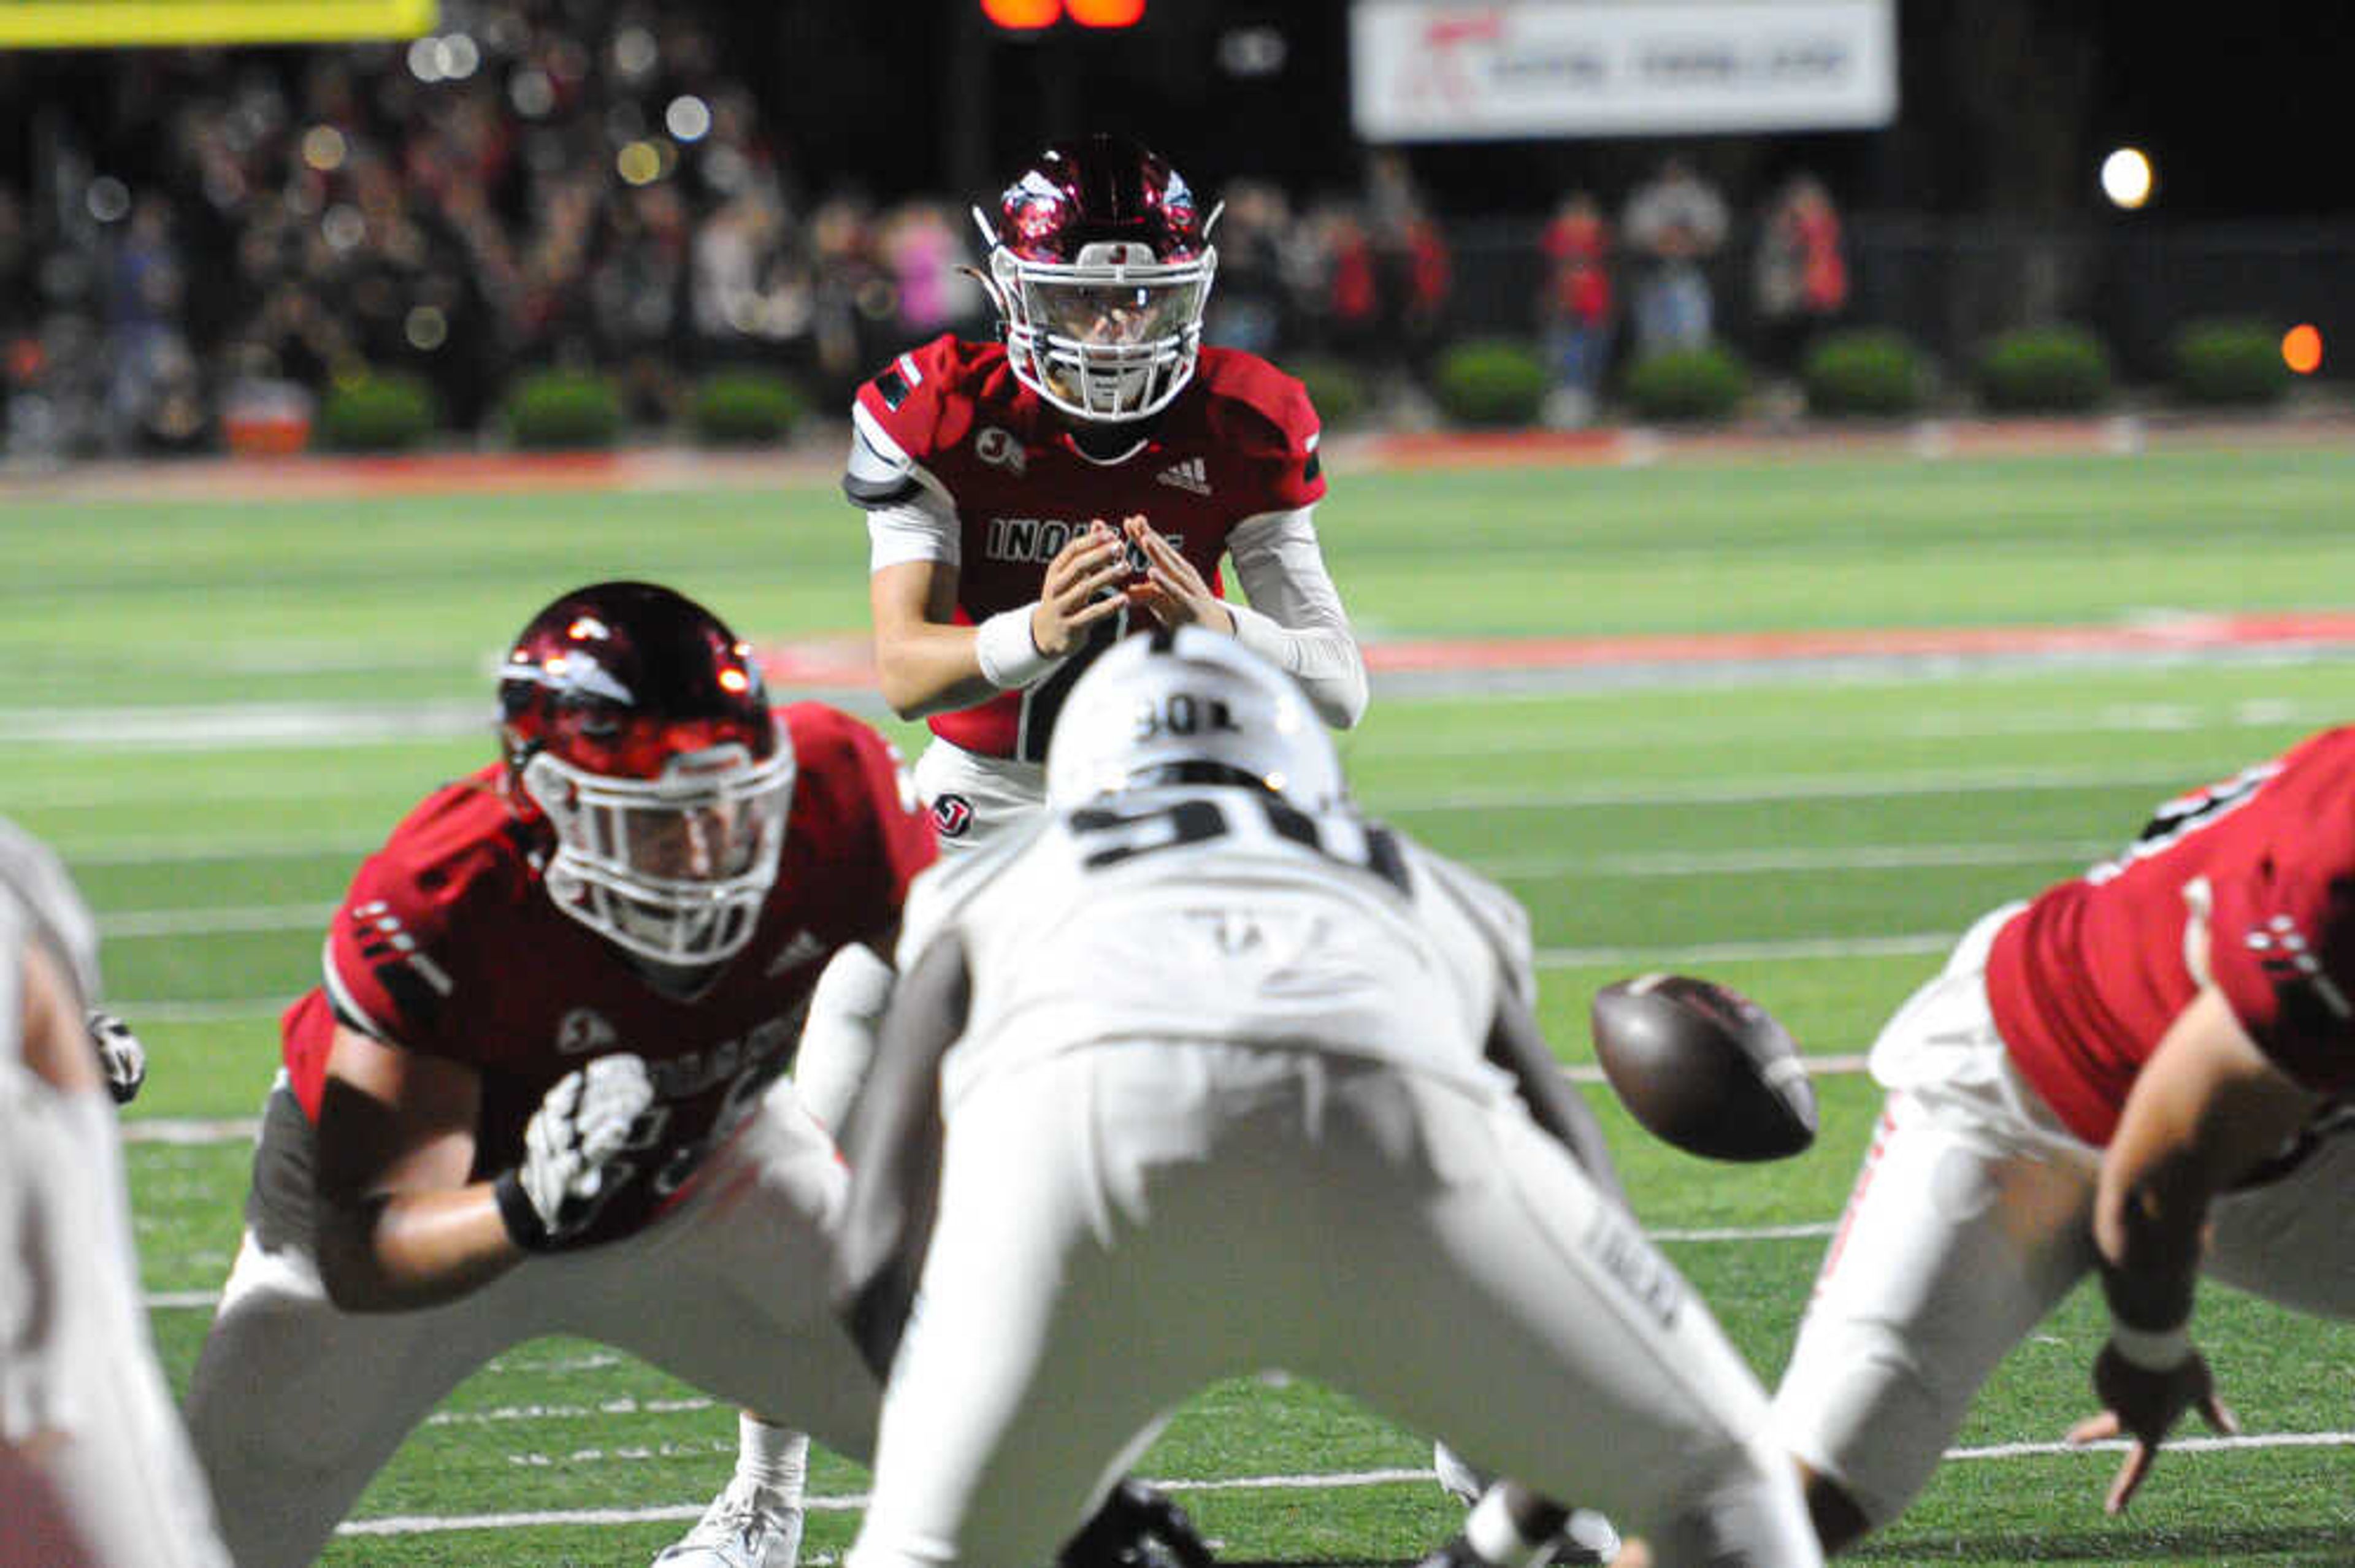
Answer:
0, 817, 101, 1035
900, 786, 1533, 1106
0, 820, 236, 1568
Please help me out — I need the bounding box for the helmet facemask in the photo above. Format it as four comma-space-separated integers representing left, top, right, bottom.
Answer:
521, 741, 792, 967
979, 220, 1219, 423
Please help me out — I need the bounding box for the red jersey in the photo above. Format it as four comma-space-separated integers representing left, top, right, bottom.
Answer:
280, 703, 935, 1245
1988, 727, 2355, 1144
846, 335, 1325, 762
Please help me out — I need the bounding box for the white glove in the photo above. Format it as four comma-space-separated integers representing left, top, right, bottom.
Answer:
87, 1008, 147, 1105
500, 1054, 659, 1247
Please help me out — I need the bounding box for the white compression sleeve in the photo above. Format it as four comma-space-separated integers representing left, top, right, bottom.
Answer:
1225, 507, 1369, 729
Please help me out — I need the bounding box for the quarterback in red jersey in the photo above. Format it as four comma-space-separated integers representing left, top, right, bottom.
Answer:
1772, 729, 2355, 1552
844, 131, 1365, 847
673, 131, 1364, 1568
180, 583, 936, 1568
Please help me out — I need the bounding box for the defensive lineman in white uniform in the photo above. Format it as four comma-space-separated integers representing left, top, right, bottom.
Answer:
0, 818, 232, 1568
832, 629, 1820, 1568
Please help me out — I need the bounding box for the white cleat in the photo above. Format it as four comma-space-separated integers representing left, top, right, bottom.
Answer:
1554, 1508, 1623, 1566
651, 1478, 805, 1568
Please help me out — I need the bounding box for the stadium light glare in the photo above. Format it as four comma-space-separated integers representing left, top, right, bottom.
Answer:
2100, 147, 2153, 209
321, 204, 366, 253
2283, 324, 2324, 375
616, 141, 664, 187
405, 306, 450, 351
301, 126, 348, 173
510, 66, 556, 118
86, 177, 131, 224
441, 34, 480, 80
613, 25, 658, 80
667, 95, 713, 143
407, 34, 443, 82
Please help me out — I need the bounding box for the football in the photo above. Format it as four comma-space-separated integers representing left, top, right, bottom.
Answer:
1589, 973, 1817, 1162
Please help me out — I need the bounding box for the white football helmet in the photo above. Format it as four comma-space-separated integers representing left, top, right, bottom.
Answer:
1045, 627, 1343, 811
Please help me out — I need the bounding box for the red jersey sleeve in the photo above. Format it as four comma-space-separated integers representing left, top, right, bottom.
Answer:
285, 774, 523, 1119
2205, 844, 2355, 1095
845, 335, 978, 508
1198, 348, 1327, 513
781, 703, 938, 946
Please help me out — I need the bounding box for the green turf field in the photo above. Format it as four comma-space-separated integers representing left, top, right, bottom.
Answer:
6, 445, 2353, 1565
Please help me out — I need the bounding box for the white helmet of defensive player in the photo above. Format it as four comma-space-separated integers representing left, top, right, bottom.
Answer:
1045, 626, 1342, 811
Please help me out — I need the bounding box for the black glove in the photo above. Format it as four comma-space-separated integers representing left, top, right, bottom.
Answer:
87, 1008, 147, 1105
1057, 1478, 1214, 1568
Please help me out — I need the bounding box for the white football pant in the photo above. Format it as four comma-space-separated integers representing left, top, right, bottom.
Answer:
847, 1042, 1820, 1568
183, 1080, 881, 1568
792, 740, 1040, 1130
1774, 903, 2355, 1530
0, 1063, 232, 1568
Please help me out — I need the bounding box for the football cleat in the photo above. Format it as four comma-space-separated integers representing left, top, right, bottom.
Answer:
1430, 1449, 1622, 1567
1057, 1478, 1215, 1568
650, 1477, 804, 1568
1553, 1510, 1623, 1566
1413, 1514, 1623, 1567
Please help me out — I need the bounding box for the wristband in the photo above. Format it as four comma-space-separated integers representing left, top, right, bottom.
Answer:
493, 1169, 552, 1252
974, 604, 1062, 689
2107, 1318, 2193, 1372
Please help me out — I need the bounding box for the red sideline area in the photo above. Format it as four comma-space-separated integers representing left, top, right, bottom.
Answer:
755, 611, 2355, 688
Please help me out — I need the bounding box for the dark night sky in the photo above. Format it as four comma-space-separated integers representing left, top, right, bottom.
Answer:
731, 1, 2354, 223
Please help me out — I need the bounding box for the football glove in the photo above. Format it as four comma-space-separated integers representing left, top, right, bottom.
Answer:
86, 1008, 147, 1105
497, 1054, 659, 1249
1057, 1478, 1214, 1568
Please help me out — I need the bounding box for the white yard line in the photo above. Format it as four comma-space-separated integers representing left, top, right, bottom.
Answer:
1377, 759, 2212, 811
1364, 696, 2319, 756
1536, 933, 1954, 965
331, 1434, 2355, 1538
99, 903, 332, 937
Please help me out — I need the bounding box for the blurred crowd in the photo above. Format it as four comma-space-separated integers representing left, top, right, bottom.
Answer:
0, 2, 1847, 458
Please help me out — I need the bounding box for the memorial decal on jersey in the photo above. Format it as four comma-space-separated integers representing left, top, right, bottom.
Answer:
974, 426, 1025, 475
556, 1006, 618, 1056
932, 793, 975, 839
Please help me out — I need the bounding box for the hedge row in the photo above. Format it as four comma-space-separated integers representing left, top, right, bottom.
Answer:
305, 319, 2299, 451
313, 366, 816, 452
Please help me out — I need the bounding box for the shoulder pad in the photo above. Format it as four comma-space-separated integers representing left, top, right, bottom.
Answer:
781, 702, 886, 801
897, 819, 1047, 968
323, 779, 518, 1042
1192, 348, 1326, 503
845, 335, 987, 510
0, 817, 98, 1000
1414, 841, 1537, 1003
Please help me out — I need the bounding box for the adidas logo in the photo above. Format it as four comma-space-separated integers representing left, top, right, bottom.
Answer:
1154, 456, 1211, 495
765, 929, 829, 976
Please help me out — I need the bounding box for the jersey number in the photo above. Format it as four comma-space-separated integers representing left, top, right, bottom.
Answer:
1068, 792, 1411, 895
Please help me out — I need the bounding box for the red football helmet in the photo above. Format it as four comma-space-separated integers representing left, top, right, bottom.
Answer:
497, 581, 792, 967
975, 132, 1220, 422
